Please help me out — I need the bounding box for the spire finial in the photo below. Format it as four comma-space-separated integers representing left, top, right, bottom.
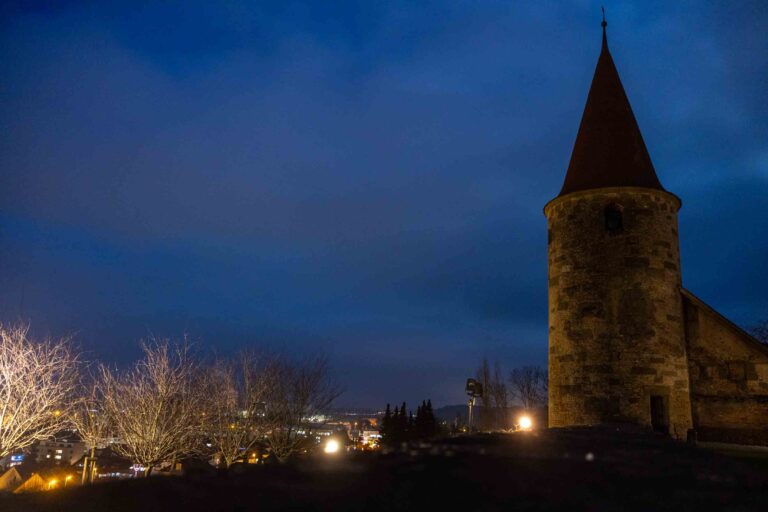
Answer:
601, 7, 608, 48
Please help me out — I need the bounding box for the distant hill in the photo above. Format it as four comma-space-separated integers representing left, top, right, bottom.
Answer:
433, 404, 468, 423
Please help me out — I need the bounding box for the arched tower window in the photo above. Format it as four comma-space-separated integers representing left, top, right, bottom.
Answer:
604, 204, 623, 234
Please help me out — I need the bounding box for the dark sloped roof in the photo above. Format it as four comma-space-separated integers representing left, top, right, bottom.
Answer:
12, 462, 62, 481
559, 26, 664, 196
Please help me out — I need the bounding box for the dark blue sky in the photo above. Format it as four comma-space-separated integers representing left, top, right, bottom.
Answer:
1, 1, 766, 408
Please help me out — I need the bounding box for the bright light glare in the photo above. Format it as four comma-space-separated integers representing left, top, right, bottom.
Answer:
518, 415, 533, 430
324, 439, 340, 454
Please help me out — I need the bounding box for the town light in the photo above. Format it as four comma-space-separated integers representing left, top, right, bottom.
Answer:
324, 439, 340, 454
518, 415, 533, 430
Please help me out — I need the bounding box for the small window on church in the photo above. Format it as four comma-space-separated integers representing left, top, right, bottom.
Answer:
605, 204, 623, 234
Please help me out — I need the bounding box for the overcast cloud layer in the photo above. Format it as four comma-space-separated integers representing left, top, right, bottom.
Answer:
1, 1, 766, 408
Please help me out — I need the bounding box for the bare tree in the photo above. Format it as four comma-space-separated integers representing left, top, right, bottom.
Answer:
476, 358, 492, 410
0, 324, 79, 459
99, 339, 205, 476
204, 352, 276, 468
749, 320, 768, 345
474, 358, 493, 430
475, 358, 509, 430
509, 366, 548, 411
265, 354, 342, 461
490, 361, 509, 429
70, 376, 111, 484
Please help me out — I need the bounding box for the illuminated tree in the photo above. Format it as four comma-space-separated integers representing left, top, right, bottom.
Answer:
265, 354, 342, 461
0, 324, 79, 459
70, 376, 111, 484
204, 353, 276, 468
99, 339, 205, 476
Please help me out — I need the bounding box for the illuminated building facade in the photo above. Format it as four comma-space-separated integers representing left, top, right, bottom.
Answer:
31, 435, 86, 466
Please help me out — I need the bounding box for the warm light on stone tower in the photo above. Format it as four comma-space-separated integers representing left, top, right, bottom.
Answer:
545, 20, 693, 439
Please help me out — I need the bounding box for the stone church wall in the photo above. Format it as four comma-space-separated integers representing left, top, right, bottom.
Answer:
683, 290, 768, 445
545, 187, 693, 439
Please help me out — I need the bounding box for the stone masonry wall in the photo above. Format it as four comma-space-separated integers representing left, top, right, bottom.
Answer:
545, 187, 693, 439
683, 290, 768, 445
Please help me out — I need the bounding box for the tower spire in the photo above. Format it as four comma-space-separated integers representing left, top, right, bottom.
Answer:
601, 7, 607, 48
557, 15, 664, 197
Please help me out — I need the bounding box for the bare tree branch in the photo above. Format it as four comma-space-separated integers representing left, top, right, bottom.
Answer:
70, 372, 112, 483
508, 366, 548, 411
99, 338, 205, 476
491, 361, 509, 428
203, 352, 276, 467
265, 353, 342, 461
0, 324, 79, 459
475, 358, 509, 430
71, 373, 111, 453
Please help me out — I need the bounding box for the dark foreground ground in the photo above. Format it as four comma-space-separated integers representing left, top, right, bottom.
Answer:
4, 427, 768, 512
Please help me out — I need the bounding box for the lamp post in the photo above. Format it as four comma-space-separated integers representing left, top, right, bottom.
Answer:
467, 395, 475, 431
465, 379, 483, 433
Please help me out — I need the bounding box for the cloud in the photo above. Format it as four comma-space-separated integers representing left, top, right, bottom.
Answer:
1, 1, 766, 407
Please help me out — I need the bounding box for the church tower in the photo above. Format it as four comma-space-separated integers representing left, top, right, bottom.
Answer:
544, 20, 693, 438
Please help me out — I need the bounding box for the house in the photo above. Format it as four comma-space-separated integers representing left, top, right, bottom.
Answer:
0, 463, 77, 493
0, 466, 24, 492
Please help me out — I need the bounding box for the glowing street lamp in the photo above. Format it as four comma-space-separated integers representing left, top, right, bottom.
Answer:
324, 439, 340, 454
518, 415, 533, 431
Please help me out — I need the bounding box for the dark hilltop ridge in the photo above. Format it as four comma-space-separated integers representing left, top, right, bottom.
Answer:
4, 428, 767, 512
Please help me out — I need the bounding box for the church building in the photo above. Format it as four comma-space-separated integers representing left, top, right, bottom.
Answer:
545, 20, 768, 445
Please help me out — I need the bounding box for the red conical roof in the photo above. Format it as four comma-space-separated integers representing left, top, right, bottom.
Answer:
559, 26, 664, 196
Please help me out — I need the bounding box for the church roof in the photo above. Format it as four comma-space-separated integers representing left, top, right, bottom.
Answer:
558, 22, 664, 197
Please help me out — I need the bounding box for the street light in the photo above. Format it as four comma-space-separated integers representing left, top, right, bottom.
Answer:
518, 415, 533, 431
465, 379, 484, 432
324, 439, 340, 454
